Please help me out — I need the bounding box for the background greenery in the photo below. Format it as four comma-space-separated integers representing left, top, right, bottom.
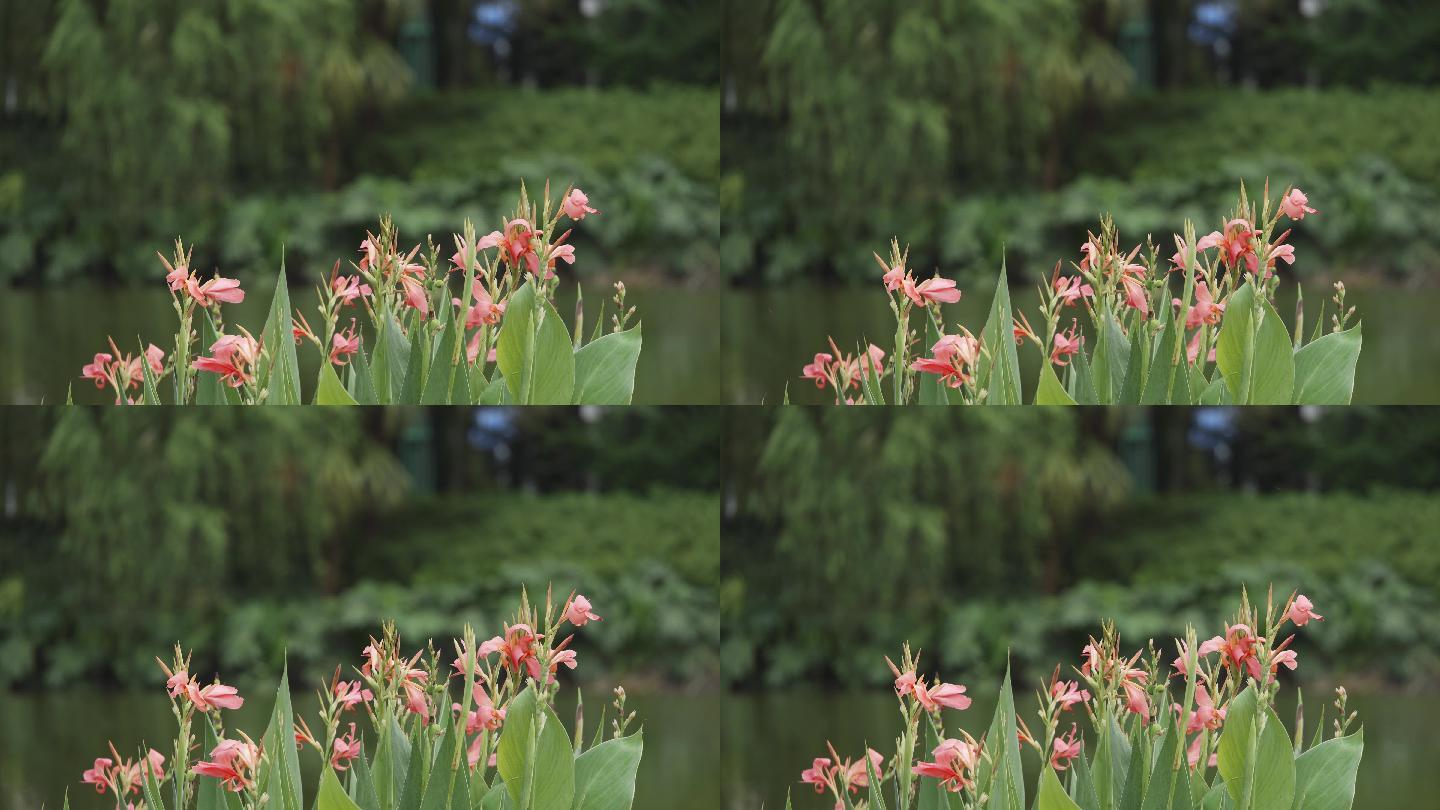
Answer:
722, 407, 1440, 691
0, 0, 718, 284
0, 407, 721, 690
723, 0, 1440, 286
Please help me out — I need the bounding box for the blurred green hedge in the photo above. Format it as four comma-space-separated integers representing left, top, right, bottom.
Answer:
723, 490, 1440, 690
0, 489, 719, 690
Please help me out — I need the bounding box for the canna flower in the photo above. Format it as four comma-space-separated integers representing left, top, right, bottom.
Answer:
1052, 680, 1090, 710
799, 757, 832, 794
358, 238, 379, 273
193, 332, 259, 388
186, 681, 245, 712
479, 624, 539, 674
399, 267, 430, 318
1054, 275, 1094, 307
893, 670, 917, 699
1200, 624, 1259, 671
1281, 188, 1317, 221
401, 678, 431, 725
801, 353, 834, 389
882, 265, 905, 292
1178, 281, 1224, 329
1121, 678, 1150, 724
903, 274, 963, 306
1120, 272, 1150, 318
1186, 329, 1217, 366
166, 670, 191, 698
81, 353, 113, 388
1051, 725, 1083, 771
334, 680, 374, 710
455, 688, 506, 734
844, 749, 885, 789
332, 274, 373, 305
1051, 321, 1082, 366
1288, 594, 1323, 627
330, 321, 360, 366
913, 738, 980, 793
1187, 733, 1218, 769
1080, 643, 1102, 676
1217, 219, 1256, 270
81, 757, 113, 793
565, 594, 601, 627
915, 680, 971, 713
1078, 240, 1100, 273
458, 286, 505, 329
185, 275, 246, 308
332, 724, 363, 771
360, 643, 384, 677
562, 189, 599, 221
194, 738, 259, 793
1178, 686, 1225, 734
911, 333, 980, 389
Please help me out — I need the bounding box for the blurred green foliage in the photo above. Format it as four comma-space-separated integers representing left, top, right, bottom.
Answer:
0, 409, 720, 690
722, 408, 1440, 690
0, 1, 718, 285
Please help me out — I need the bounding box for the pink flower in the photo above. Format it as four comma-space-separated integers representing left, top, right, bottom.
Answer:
399, 269, 430, 318
844, 749, 885, 788
903, 275, 963, 306
1052, 680, 1090, 710
1200, 624, 1258, 671
185, 275, 246, 307
859, 344, 885, 378
166, 670, 191, 698
1288, 594, 1323, 627
915, 680, 971, 713
1051, 322, 1082, 367
565, 594, 601, 627
479, 624, 539, 674
142, 749, 165, 781
82, 758, 114, 793
912, 333, 981, 389
401, 679, 430, 725
882, 265, 905, 292
1268, 243, 1295, 267
455, 688, 506, 734
330, 322, 360, 366
1054, 276, 1094, 307
1177, 281, 1224, 329
144, 344, 165, 377
194, 739, 258, 792
1218, 219, 1256, 270
1051, 725, 1083, 771
912, 738, 980, 793
1079, 240, 1100, 273
332, 724, 363, 771
332, 274, 372, 305
361, 643, 384, 677
893, 670, 917, 698
458, 286, 505, 329
81, 353, 113, 388
164, 260, 189, 292
193, 333, 259, 388
1080, 643, 1102, 676
187, 682, 244, 712
1196, 231, 1224, 253
1120, 273, 1150, 318
800, 758, 833, 794
801, 353, 834, 389
334, 680, 374, 710
1185, 330, 1216, 366
358, 239, 379, 273
1121, 679, 1149, 725
1178, 687, 1225, 734
1281, 188, 1317, 221
562, 189, 600, 221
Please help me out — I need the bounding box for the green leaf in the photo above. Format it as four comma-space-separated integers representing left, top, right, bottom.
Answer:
1291, 730, 1362, 810
496, 686, 575, 810
419, 705, 463, 810
1091, 312, 1130, 404
1292, 324, 1362, 405
1250, 296, 1296, 404
864, 745, 888, 810
422, 310, 462, 405
350, 337, 379, 405
373, 715, 412, 809
139, 340, 162, 405
1215, 282, 1257, 402
571, 325, 643, 405
572, 731, 644, 810
1037, 767, 1082, 810
398, 318, 430, 404
371, 315, 409, 403
261, 262, 303, 405
1036, 362, 1077, 405
1202, 780, 1233, 810
1215, 284, 1293, 404
1216, 688, 1295, 810
496, 281, 576, 404
1069, 342, 1098, 404
318, 767, 364, 810
316, 363, 360, 405
977, 259, 1023, 404
1139, 721, 1182, 810
140, 747, 167, 810
258, 663, 304, 810
478, 374, 511, 404
1118, 321, 1148, 404
1092, 715, 1132, 809
1140, 307, 1189, 405
397, 716, 429, 810
977, 663, 1024, 810
481, 782, 513, 810
861, 341, 888, 406
1071, 749, 1099, 810
350, 738, 380, 810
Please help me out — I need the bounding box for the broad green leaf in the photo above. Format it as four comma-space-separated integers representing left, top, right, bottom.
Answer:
1069, 342, 1098, 404
1036, 361, 1077, 405
1071, 749, 1099, 810
977, 663, 1024, 810
1091, 312, 1130, 403
861, 341, 888, 406
397, 716, 429, 810
371, 315, 409, 403
481, 782, 512, 810
1140, 721, 1183, 810
1217, 688, 1295, 810
139, 340, 162, 405
318, 767, 363, 810
374, 715, 412, 809
478, 374, 511, 404
316, 363, 359, 405
1140, 307, 1190, 405
572, 325, 643, 405
1037, 767, 1082, 810
261, 262, 302, 405
1092, 715, 1132, 809
572, 731, 643, 810
419, 705, 463, 810
1291, 730, 1362, 810
140, 746, 167, 810
1117, 729, 1146, 810
1249, 296, 1296, 404
1202, 780, 1233, 810
350, 336, 379, 405
1118, 321, 1147, 404
351, 738, 380, 810
258, 663, 304, 810
1215, 282, 1256, 403
496, 686, 575, 810
496, 281, 576, 404
864, 746, 888, 810
977, 259, 1022, 405
398, 318, 430, 404
422, 309, 462, 405
1292, 324, 1362, 405
1215, 284, 1291, 404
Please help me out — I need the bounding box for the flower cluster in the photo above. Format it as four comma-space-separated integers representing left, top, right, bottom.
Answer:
80, 745, 166, 804
79, 338, 167, 403
794, 589, 1355, 810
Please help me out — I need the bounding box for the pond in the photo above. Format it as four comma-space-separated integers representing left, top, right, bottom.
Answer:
0, 281, 721, 405
722, 281, 1440, 404
720, 689, 1439, 809
0, 687, 719, 810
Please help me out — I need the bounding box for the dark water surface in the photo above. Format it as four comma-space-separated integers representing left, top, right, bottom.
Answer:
721, 689, 1439, 810
723, 282, 1440, 404
0, 282, 720, 405
0, 687, 718, 810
